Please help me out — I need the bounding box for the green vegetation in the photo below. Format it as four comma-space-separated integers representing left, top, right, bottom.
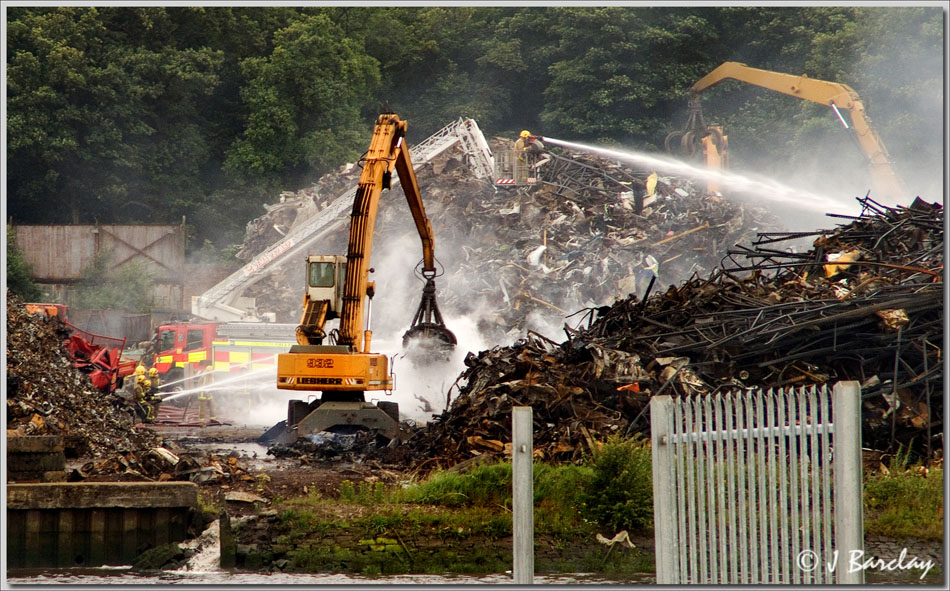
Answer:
252, 436, 942, 575
7, 6, 942, 253
582, 435, 653, 532
6, 226, 45, 300
260, 437, 653, 575
71, 250, 156, 313
863, 449, 943, 541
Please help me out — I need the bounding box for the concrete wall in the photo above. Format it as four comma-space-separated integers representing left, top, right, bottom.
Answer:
6, 482, 198, 568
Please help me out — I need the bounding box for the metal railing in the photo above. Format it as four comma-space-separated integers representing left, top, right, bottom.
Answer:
650, 381, 864, 584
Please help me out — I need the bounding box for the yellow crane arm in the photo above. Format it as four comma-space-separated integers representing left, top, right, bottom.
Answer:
691, 61, 905, 202
338, 113, 439, 348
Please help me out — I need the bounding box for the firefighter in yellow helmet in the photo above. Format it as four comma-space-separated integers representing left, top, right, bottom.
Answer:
142, 379, 156, 422
127, 364, 147, 397
133, 374, 153, 423
147, 367, 162, 393
514, 129, 532, 152
513, 130, 544, 184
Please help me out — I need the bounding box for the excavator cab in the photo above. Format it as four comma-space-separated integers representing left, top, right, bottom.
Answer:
305, 255, 347, 317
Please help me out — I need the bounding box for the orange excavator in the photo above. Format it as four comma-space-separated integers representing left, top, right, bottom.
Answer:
268, 113, 456, 444
668, 61, 906, 202
665, 96, 729, 194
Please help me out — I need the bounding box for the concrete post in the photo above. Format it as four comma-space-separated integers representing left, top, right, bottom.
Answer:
832, 381, 864, 584
512, 406, 534, 584
650, 395, 675, 584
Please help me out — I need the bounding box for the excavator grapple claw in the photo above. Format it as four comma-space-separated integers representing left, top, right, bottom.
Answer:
402, 277, 457, 352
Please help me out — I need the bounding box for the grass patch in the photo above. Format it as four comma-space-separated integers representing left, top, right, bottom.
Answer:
397, 462, 513, 507
864, 453, 943, 541
339, 479, 388, 504
395, 460, 598, 536
581, 435, 653, 533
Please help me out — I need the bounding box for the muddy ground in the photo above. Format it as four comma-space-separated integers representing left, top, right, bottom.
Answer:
67, 424, 407, 516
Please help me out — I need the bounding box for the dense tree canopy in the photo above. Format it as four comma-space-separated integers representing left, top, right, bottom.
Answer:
5, 6, 943, 251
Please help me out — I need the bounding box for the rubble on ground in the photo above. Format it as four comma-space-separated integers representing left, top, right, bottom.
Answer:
266, 430, 411, 466
67, 445, 257, 486
6, 292, 160, 458
404, 197, 943, 472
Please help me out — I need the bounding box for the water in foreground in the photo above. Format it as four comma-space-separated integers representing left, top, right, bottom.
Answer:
5, 567, 655, 587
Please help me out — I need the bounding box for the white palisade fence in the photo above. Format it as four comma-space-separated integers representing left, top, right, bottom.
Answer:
650, 381, 864, 584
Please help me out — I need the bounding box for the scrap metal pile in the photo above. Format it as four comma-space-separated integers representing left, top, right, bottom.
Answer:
235, 138, 784, 342
405, 197, 943, 471
68, 445, 258, 486
6, 294, 264, 485
6, 293, 160, 457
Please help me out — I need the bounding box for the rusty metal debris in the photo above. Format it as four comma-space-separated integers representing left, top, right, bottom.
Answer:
404, 196, 943, 472
234, 139, 784, 343
6, 292, 265, 486
6, 292, 160, 458
68, 445, 259, 486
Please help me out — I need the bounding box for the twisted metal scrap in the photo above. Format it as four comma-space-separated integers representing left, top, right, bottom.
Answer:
408, 197, 943, 470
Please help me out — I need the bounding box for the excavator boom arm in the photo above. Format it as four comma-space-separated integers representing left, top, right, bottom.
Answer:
691, 62, 905, 202
339, 113, 440, 347
393, 134, 437, 274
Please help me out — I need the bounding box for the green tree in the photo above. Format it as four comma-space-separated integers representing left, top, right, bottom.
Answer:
5, 227, 45, 301
809, 7, 943, 199
540, 7, 717, 146
7, 7, 224, 225
224, 11, 380, 186
582, 436, 654, 533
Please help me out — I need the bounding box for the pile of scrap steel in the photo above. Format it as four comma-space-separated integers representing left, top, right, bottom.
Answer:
404, 196, 943, 472
6, 293, 160, 458
23, 302, 135, 394
236, 137, 785, 344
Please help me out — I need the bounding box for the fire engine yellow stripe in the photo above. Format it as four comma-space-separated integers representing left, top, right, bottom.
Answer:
229, 351, 251, 363
157, 355, 173, 363
228, 341, 293, 348
187, 351, 207, 362
214, 362, 231, 372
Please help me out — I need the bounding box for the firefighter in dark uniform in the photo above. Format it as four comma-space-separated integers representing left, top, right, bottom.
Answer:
147, 367, 162, 421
